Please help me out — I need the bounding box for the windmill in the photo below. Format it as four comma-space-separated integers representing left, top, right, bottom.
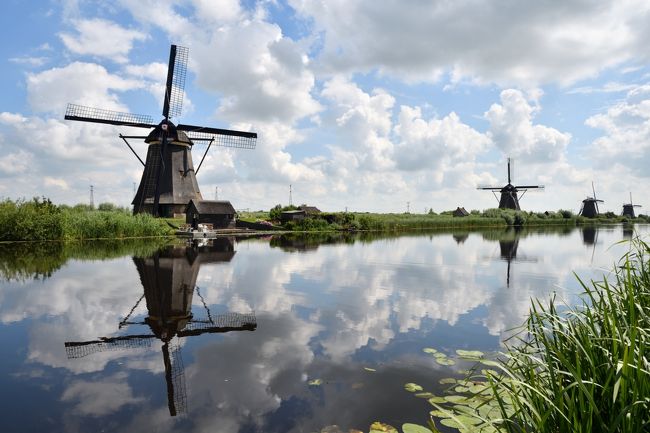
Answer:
64, 239, 257, 416
64, 45, 257, 217
579, 182, 603, 218
622, 192, 642, 218
477, 158, 544, 210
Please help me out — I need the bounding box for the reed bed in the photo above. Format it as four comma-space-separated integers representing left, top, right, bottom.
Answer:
476, 238, 650, 433
0, 198, 173, 241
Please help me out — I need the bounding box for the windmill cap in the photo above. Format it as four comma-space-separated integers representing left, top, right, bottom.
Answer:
145, 120, 192, 146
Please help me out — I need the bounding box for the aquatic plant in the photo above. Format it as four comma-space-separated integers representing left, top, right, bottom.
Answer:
409, 238, 650, 432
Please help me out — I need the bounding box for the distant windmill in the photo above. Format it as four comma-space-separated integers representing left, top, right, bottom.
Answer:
477, 158, 544, 210
622, 192, 642, 218
579, 182, 603, 218
64, 45, 257, 217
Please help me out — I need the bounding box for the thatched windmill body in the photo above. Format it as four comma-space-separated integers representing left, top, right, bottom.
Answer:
622, 192, 641, 218
478, 158, 544, 210
64, 45, 257, 217
579, 182, 603, 218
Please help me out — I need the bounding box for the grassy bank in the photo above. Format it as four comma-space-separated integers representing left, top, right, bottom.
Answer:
0, 198, 174, 241
242, 206, 648, 232
408, 238, 650, 432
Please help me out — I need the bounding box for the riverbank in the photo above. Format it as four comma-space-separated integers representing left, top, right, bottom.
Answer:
241, 207, 648, 232
2, 198, 647, 241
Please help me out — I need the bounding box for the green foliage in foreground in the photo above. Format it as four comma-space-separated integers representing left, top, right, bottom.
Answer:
409, 238, 650, 432
0, 198, 174, 241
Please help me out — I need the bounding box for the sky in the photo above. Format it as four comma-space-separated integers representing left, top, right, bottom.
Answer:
0, 0, 648, 213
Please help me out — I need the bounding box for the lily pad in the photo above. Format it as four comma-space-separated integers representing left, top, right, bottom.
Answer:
414, 392, 435, 399
308, 379, 323, 386
479, 359, 501, 367
369, 421, 398, 433
404, 383, 424, 392
428, 396, 447, 404
364, 367, 377, 372
439, 378, 457, 384
444, 395, 468, 403
433, 352, 447, 359
402, 423, 433, 433
423, 347, 438, 354
435, 357, 456, 366
455, 350, 485, 359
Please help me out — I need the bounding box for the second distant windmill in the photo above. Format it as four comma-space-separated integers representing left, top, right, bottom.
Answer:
64, 44, 257, 217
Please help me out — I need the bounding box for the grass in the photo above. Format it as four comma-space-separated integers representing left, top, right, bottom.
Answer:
0, 198, 174, 241
420, 238, 650, 433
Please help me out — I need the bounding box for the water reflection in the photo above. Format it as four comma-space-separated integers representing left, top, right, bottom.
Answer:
64, 239, 257, 417
0, 225, 647, 432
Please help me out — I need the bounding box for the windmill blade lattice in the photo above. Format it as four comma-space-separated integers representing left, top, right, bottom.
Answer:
65, 104, 155, 128
64, 335, 155, 359
163, 45, 189, 119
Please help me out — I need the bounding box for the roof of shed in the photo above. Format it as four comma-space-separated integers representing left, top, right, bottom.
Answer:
187, 199, 236, 214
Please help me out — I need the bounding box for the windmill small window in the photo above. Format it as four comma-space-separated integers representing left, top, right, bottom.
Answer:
64, 45, 257, 218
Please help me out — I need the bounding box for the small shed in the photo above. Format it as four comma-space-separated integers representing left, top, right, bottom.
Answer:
185, 200, 236, 229
298, 205, 321, 215
453, 207, 470, 217
280, 210, 306, 223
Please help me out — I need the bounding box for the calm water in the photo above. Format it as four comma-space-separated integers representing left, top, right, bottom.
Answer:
0, 225, 646, 432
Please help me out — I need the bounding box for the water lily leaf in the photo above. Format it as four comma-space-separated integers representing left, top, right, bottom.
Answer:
401, 423, 433, 433
404, 383, 424, 392
455, 350, 485, 359
433, 352, 447, 359
428, 396, 447, 404
414, 392, 435, 399
364, 367, 377, 372
479, 360, 501, 367
454, 386, 470, 393
439, 378, 457, 384
429, 409, 449, 418
423, 348, 438, 354
468, 383, 489, 394
369, 421, 398, 433
435, 357, 456, 366
444, 395, 467, 403
308, 379, 323, 386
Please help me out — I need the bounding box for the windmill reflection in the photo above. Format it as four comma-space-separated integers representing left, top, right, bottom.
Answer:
64, 238, 257, 416
485, 229, 537, 287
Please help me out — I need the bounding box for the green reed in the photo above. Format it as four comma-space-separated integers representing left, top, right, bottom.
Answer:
481, 238, 650, 432
0, 198, 173, 241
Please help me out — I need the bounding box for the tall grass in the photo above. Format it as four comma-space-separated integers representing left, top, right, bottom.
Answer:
0, 198, 173, 241
480, 238, 650, 432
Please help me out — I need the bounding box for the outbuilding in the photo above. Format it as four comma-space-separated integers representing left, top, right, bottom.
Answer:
298, 205, 321, 215
185, 199, 236, 229
453, 207, 470, 217
280, 210, 306, 223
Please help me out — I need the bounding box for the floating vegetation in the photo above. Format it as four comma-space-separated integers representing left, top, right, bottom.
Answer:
404, 383, 424, 392
364, 367, 377, 372
308, 378, 323, 386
